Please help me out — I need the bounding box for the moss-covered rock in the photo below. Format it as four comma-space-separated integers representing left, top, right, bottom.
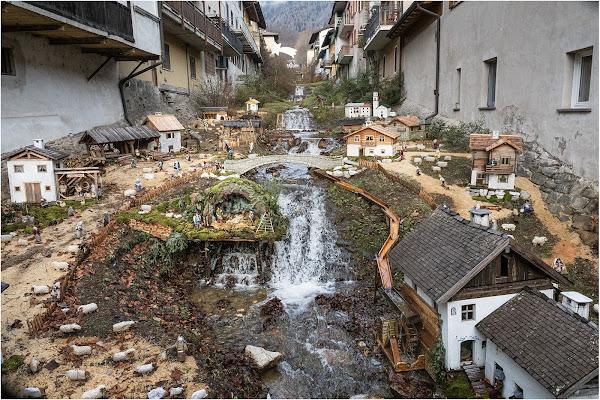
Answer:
1, 355, 23, 375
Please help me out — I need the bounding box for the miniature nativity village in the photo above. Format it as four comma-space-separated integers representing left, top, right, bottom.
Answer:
1, 1, 599, 399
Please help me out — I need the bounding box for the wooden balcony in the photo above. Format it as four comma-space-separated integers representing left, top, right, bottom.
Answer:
485, 164, 515, 173
163, 1, 222, 52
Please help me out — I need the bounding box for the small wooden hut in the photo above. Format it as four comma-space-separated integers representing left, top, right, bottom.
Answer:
79, 126, 160, 162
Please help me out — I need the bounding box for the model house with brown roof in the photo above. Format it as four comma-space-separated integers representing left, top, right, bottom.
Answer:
344, 125, 401, 157
387, 206, 573, 372
385, 115, 425, 140
144, 113, 185, 153
469, 132, 523, 190
477, 287, 598, 398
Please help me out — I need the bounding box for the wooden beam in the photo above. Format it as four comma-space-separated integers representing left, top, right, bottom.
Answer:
81, 48, 131, 55
49, 37, 108, 45
114, 55, 160, 61
2, 24, 64, 32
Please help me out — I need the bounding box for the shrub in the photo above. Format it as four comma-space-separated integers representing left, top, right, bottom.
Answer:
166, 231, 187, 254
434, 115, 491, 152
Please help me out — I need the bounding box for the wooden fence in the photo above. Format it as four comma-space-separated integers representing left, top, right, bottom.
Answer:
359, 160, 438, 210
26, 166, 217, 334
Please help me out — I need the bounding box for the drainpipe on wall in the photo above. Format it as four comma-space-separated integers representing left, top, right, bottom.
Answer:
119, 61, 164, 125
416, 3, 440, 124
185, 43, 190, 95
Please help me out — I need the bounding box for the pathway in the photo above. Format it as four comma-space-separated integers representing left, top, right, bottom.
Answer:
463, 362, 490, 395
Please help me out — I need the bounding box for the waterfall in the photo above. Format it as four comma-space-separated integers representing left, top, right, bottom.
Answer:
214, 245, 259, 288
284, 106, 317, 131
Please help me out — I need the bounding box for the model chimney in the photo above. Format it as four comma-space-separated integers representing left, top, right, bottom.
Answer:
33, 139, 44, 149
469, 208, 492, 227
561, 291, 593, 320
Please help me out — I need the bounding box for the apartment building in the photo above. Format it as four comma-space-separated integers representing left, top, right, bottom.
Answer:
1, 1, 161, 152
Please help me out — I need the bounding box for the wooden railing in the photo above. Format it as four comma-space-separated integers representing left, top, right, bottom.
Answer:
165, 1, 222, 48
485, 164, 514, 173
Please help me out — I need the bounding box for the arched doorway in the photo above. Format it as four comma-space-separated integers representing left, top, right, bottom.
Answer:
460, 340, 474, 364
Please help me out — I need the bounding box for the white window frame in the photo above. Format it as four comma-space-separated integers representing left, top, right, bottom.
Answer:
354, 135, 360, 142
365, 135, 374, 141
37, 165, 47, 172
14, 165, 24, 173
571, 49, 593, 108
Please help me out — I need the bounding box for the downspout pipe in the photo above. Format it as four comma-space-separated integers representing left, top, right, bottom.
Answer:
119, 61, 164, 126
416, 3, 440, 123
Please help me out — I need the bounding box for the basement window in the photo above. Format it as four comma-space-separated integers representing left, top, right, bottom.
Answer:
2, 47, 15, 75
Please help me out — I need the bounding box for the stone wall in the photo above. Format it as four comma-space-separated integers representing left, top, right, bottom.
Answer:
128, 219, 173, 241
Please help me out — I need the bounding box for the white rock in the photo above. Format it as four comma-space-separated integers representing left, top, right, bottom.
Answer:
124, 189, 137, 197
200, 172, 210, 179
343, 171, 351, 178
10, 231, 18, 237
593, 304, 599, 314
141, 205, 152, 212
165, 213, 174, 218
248, 153, 257, 158
32, 285, 49, 294
78, 303, 98, 314
143, 167, 152, 173
217, 175, 227, 181
169, 387, 184, 396
209, 173, 217, 179
416, 144, 425, 150
437, 161, 448, 167
326, 170, 333, 175
420, 152, 429, 158
52, 261, 69, 271
506, 234, 515, 239
495, 190, 505, 198
113, 321, 136, 332
187, 167, 196, 172
147, 387, 167, 399
348, 170, 358, 176
138, 210, 149, 215
190, 389, 208, 399
23, 388, 42, 398
67, 369, 89, 380
444, 156, 452, 161
334, 166, 343, 170
71, 345, 92, 355
486, 194, 492, 199
113, 348, 136, 362
501, 224, 516, 231
381, 158, 392, 163
1, 234, 13, 242
60, 323, 81, 333
432, 166, 441, 172
424, 156, 436, 162
67, 245, 79, 253
532, 236, 548, 246
81, 385, 107, 399
18, 239, 29, 246
136, 363, 155, 374
344, 159, 359, 166
143, 173, 155, 180
520, 190, 531, 200
174, 214, 182, 218
244, 345, 282, 371
29, 357, 40, 373
480, 189, 488, 196
413, 157, 422, 164
332, 170, 344, 177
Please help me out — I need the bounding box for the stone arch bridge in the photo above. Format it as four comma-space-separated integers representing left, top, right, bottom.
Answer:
223, 154, 344, 174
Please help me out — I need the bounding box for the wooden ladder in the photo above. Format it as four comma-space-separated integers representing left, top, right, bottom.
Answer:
256, 214, 274, 233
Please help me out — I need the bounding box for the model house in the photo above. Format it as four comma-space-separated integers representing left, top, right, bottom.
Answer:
245, 98, 260, 114
80, 126, 160, 159
359, 103, 372, 118
6, 140, 67, 203
469, 133, 523, 190
387, 206, 572, 371
145, 114, 184, 153
201, 107, 228, 122
477, 287, 598, 398
345, 102, 364, 118
385, 115, 424, 140
344, 125, 400, 157
337, 118, 365, 133
374, 104, 391, 119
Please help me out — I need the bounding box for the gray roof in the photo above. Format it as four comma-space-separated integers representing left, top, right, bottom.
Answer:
345, 103, 364, 107
202, 107, 229, 112
336, 118, 365, 126
81, 126, 159, 145
477, 287, 599, 397
388, 207, 510, 302
6, 145, 67, 160
223, 120, 260, 128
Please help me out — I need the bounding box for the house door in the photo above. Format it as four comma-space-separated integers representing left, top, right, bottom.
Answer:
359, 148, 364, 157
460, 340, 474, 364
25, 183, 42, 204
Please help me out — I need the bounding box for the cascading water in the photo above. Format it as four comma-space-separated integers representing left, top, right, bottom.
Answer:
283, 106, 317, 131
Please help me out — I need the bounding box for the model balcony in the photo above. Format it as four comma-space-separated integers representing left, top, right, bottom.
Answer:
485, 164, 515, 173
337, 45, 354, 65
220, 20, 243, 57
363, 5, 402, 51
162, 1, 222, 53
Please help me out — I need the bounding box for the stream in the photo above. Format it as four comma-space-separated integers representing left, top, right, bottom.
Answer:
190, 106, 393, 398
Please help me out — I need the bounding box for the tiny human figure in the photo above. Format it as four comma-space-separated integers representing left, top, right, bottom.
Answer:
174, 161, 180, 172
249, 142, 254, 154
216, 207, 224, 223
214, 144, 218, 152
193, 213, 201, 228
203, 160, 207, 169
135, 178, 143, 192
520, 200, 534, 214
68, 206, 75, 218
248, 210, 254, 224
131, 157, 137, 168
433, 139, 438, 150
40, 198, 49, 208
439, 175, 446, 187
75, 221, 84, 239
90, 183, 96, 197
103, 211, 110, 227
416, 166, 421, 176
175, 336, 188, 362
512, 207, 519, 223
187, 155, 191, 162
129, 196, 136, 209
158, 160, 164, 171
228, 149, 234, 160
204, 120, 208, 132
75, 184, 83, 197
435, 147, 440, 159
488, 158, 498, 166
97, 187, 104, 201
33, 226, 41, 243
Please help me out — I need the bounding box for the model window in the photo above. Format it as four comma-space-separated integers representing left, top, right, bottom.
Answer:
498, 175, 508, 183
572, 49, 592, 108
167, 132, 175, 139
2, 47, 15, 75
365, 136, 374, 141
382, 55, 386, 78
14, 165, 24, 173
486, 58, 497, 108
45, 185, 51, 191
461, 304, 475, 320
498, 255, 509, 278
381, 149, 386, 154
163, 43, 171, 70
14, 186, 21, 192
500, 157, 510, 165
369, 148, 374, 154
379, 135, 385, 142
354, 135, 360, 142
37, 165, 47, 172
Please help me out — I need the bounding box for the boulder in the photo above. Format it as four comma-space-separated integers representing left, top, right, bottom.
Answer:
81, 385, 107, 399
424, 157, 435, 162
190, 389, 208, 399
143, 173, 155, 180
343, 171, 351, 179
437, 161, 448, 167
572, 215, 594, 231
113, 348, 136, 362
18, 239, 28, 246
413, 157, 422, 164
136, 363, 155, 374
200, 172, 210, 179
77, 303, 98, 314
244, 345, 282, 372
52, 261, 69, 271
432, 166, 441, 172
67, 245, 79, 253
71, 345, 92, 355
32, 285, 49, 294
1, 235, 13, 243
209, 173, 218, 179
141, 205, 152, 212
332, 170, 344, 178
124, 189, 137, 197
444, 156, 452, 161
381, 158, 392, 163
170, 388, 184, 397
113, 321, 136, 332
67, 370, 89, 380
23, 388, 42, 398
147, 388, 167, 399
420, 153, 429, 158
348, 170, 358, 176
333, 166, 343, 171
29, 357, 41, 373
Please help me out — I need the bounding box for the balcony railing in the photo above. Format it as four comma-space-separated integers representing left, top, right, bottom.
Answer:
28, 1, 134, 42
232, 18, 260, 56
165, 1, 222, 48
485, 164, 515, 173
220, 20, 243, 55
337, 45, 354, 64
364, 5, 402, 46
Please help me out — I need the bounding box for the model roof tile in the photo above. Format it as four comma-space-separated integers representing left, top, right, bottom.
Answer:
81, 126, 159, 145
145, 114, 185, 132
388, 115, 420, 127
343, 124, 401, 139
6, 145, 68, 160
476, 287, 599, 397
469, 134, 523, 151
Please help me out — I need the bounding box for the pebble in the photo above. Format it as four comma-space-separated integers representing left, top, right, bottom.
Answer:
107, 370, 113, 376
191, 389, 208, 399
147, 387, 167, 399
370, 358, 381, 366
23, 388, 42, 398
358, 341, 366, 348
236, 308, 245, 312
236, 314, 243, 318
170, 387, 184, 396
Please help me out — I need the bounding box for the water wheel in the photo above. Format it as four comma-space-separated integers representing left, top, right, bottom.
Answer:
400, 318, 420, 357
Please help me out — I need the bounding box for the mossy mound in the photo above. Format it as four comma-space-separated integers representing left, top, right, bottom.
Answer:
1, 355, 23, 375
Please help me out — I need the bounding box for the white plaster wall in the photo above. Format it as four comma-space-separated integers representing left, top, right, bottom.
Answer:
159, 131, 182, 153
441, 289, 554, 370
7, 160, 57, 203
403, 1, 599, 182
484, 339, 554, 399
487, 173, 516, 190
347, 144, 361, 157
1, 33, 124, 153
360, 107, 372, 117
131, 1, 162, 55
